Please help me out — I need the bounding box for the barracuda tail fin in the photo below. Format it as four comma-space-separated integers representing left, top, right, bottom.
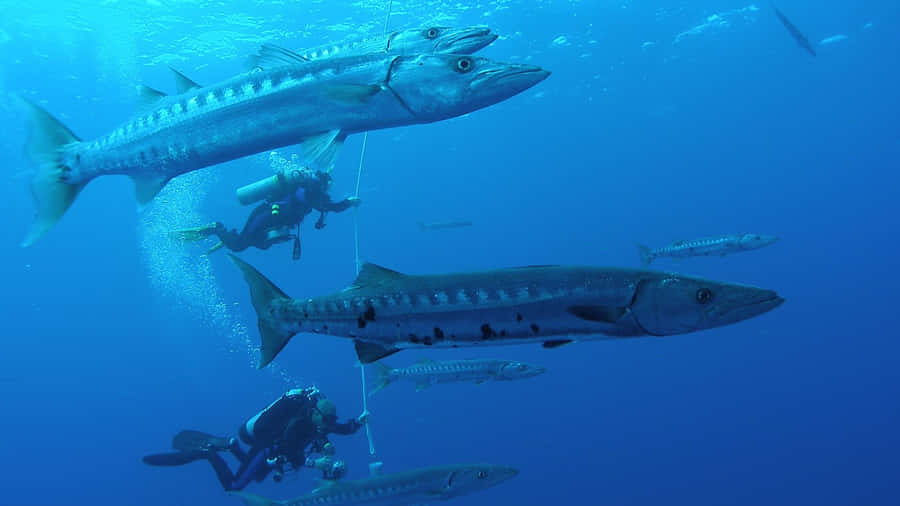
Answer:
368, 362, 394, 396
228, 491, 278, 506
228, 254, 295, 369
636, 244, 653, 267
19, 98, 87, 247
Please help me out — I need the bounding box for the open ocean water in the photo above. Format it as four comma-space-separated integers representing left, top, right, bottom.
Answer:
1, 1, 898, 504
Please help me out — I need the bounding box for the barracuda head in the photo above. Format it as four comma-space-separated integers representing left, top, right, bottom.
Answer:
498, 361, 547, 380
385, 54, 549, 123
629, 274, 784, 335
436, 464, 519, 499
389, 26, 498, 55
738, 233, 780, 250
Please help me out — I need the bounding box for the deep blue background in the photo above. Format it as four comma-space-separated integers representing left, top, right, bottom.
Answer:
1, 1, 898, 505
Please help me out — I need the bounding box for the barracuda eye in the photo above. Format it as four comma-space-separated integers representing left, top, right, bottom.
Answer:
425, 27, 440, 39
455, 57, 473, 73
696, 288, 713, 304
477, 470, 487, 479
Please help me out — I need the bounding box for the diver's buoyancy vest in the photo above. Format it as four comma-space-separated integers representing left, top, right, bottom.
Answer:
240, 388, 319, 446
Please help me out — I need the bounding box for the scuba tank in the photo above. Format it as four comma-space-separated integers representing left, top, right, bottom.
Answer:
236, 168, 308, 206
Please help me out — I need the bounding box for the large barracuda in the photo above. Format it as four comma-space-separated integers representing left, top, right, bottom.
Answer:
370, 358, 546, 395
20, 51, 548, 246
229, 255, 784, 367
249, 26, 497, 66
231, 463, 517, 506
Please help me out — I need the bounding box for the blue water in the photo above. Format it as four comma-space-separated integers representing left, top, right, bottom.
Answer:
2, 1, 898, 504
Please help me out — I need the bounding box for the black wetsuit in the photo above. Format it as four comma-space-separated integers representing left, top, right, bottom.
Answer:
214, 182, 356, 253
207, 389, 362, 491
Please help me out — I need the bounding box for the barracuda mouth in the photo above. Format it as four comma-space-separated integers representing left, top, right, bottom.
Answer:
713, 291, 785, 323
440, 28, 497, 51
472, 65, 550, 87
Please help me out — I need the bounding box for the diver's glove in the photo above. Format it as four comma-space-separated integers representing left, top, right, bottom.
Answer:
357, 410, 370, 425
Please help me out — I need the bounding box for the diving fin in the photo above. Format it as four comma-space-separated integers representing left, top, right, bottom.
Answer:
207, 241, 225, 254
142, 451, 209, 467
228, 254, 295, 369
169, 223, 219, 242
172, 429, 232, 453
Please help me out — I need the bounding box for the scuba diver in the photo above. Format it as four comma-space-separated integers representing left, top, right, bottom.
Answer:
172, 167, 360, 260
142, 387, 369, 491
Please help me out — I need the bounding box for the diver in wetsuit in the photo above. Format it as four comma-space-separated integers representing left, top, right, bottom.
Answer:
172, 169, 360, 260
142, 387, 369, 491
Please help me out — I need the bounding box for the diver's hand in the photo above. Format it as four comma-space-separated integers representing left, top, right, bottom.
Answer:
347, 196, 362, 208
357, 410, 370, 425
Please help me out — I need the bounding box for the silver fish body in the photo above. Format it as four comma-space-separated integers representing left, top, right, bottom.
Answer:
229, 255, 784, 367
638, 234, 779, 266
231, 463, 518, 506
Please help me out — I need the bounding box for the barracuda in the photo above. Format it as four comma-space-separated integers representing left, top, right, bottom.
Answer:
229, 255, 784, 367
637, 233, 780, 266
231, 463, 517, 506
249, 26, 497, 66
369, 358, 546, 395
20, 50, 548, 246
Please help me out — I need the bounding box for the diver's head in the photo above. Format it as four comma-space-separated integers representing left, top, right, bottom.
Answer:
312, 398, 338, 429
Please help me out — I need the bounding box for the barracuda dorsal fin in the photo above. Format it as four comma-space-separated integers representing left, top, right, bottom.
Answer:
170, 67, 202, 93
352, 263, 405, 288
247, 43, 310, 70
354, 340, 401, 364
415, 380, 432, 392
567, 305, 627, 323
137, 85, 168, 107
542, 339, 573, 349
132, 175, 171, 205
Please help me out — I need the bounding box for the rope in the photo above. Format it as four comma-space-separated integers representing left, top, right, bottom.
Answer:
355, 0, 393, 460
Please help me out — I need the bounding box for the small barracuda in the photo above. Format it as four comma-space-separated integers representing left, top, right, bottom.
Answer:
19, 50, 548, 246
250, 26, 497, 66
231, 463, 517, 506
772, 4, 817, 56
228, 254, 784, 367
417, 220, 473, 231
369, 358, 546, 395
637, 234, 779, 266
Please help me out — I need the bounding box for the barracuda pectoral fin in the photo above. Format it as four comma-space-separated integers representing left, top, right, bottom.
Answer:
247, 43, 310, 70
415, 380, 432, 392
170, 67, 202, 93
132, 174, 172, 205
322, 83, 383, 105
300, 129, 346, 170
542, 339, 573, 349
567, 305, 628, 323
354, 340, 401, 364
